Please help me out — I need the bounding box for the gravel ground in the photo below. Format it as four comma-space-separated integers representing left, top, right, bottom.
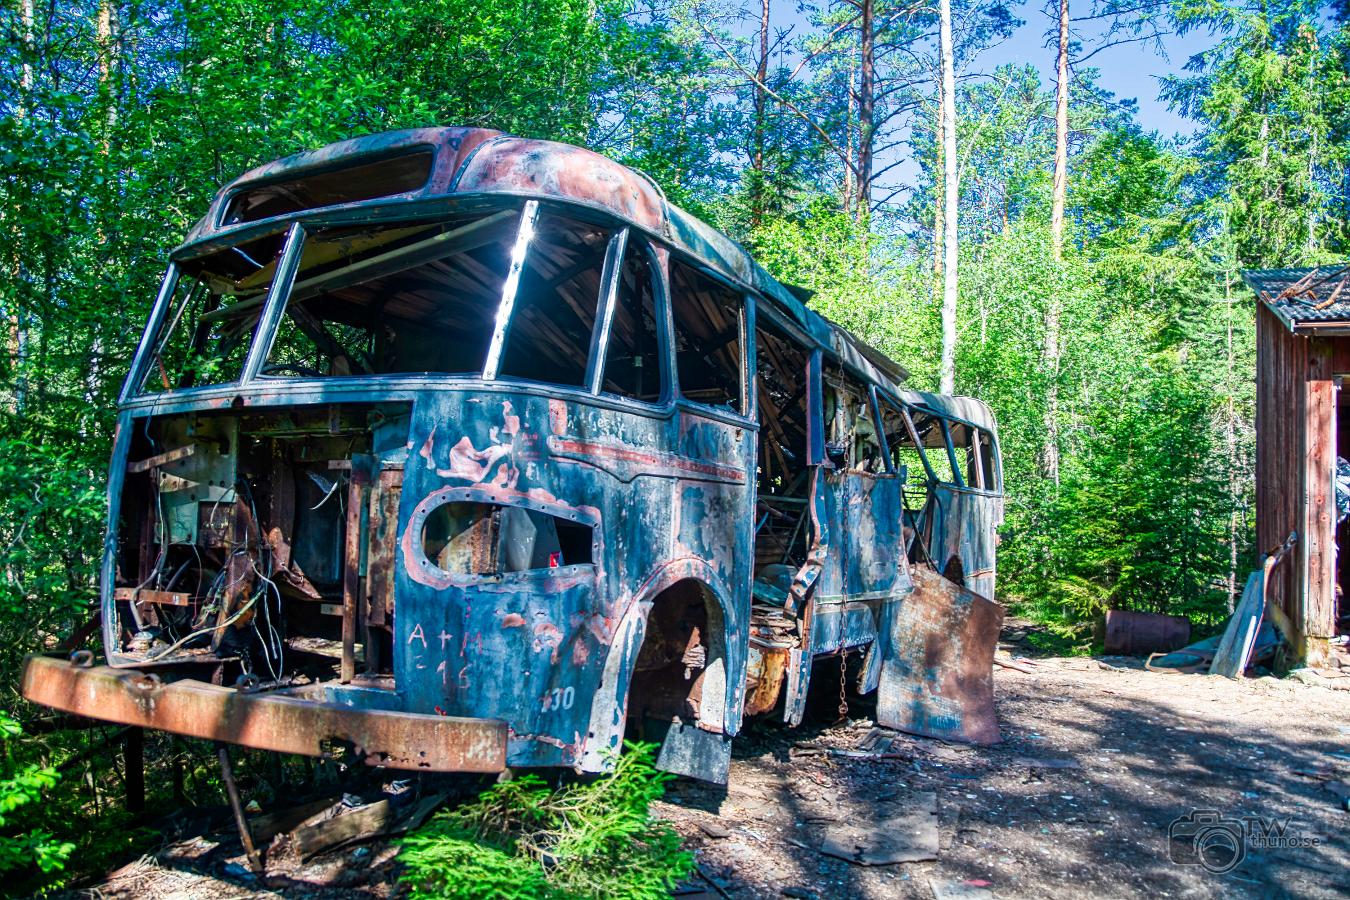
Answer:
67, 648, 1350, 900
664, 654, 1350, 900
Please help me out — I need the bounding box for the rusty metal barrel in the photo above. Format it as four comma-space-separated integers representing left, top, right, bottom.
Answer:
1102, 610, 1191, 656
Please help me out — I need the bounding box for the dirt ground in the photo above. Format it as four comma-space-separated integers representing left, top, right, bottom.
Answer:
69, 638, 1350, 900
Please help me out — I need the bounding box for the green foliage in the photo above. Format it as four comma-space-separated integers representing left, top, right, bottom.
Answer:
0, 441, 106, 690
398, 743, 692, 900
0, 712, 74, 882
1165, 0, 1349, 267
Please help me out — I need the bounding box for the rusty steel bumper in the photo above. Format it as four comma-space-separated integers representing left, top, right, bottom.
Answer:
20, 655, 506, 773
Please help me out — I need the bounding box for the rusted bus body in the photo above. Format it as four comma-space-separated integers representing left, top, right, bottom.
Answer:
22, 128, 1005, 782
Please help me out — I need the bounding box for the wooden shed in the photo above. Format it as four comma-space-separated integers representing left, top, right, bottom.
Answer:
1245, 266, 1350, 668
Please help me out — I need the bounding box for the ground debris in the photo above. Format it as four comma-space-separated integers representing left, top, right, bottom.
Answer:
699, 820, 733, 838
1011, 756, 1081, 769
816, 791, 939, 865
69, 653, 1350, 900
929, 877, 994, 899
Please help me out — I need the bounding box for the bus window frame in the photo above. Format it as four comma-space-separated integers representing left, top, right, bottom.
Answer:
135, 201, 682, 414
120, 261, 180, 404
592, 235, 673, 408
807, 347, 825, 466
936, 418, 967, 490
124, 221, 307, 400
482, 199, 541, 380
663, 249, 756, 423
125, 196, 768, 429
875, 392, 937, 483
864, 385, 895, 476
875, 394, 1004, 497
242, 222, 309, 383
975, 426, 1002, 493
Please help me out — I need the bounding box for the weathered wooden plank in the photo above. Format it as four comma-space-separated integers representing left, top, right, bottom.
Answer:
248, 796, 340, 846
293, 799, 395, 859
341, 478, 367, 684
1304, 337, 1336, 666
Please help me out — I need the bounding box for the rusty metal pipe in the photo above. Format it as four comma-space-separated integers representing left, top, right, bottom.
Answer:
217, 742, 263, 873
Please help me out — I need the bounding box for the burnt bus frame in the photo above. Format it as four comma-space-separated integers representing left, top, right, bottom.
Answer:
31, 129, 1004, 781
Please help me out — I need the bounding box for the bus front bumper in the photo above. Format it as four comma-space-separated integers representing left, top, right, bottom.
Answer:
20, 655, 507, 773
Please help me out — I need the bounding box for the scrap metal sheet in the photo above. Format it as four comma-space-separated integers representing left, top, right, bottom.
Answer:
876, 566, 1003, 745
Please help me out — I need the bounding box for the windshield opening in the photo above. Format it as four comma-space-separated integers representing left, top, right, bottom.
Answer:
141, 232, 288, 393
141, 203, 676, 396
264, 210, 520, 377
496, 212, 611, 388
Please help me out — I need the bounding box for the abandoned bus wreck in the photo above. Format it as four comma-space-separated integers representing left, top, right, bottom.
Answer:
21, 127, 1004, 784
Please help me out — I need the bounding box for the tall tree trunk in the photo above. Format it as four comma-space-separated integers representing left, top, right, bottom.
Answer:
1050, 0, 1069, 260
844, 62, 855, 216
856, 0, 875, 220
933, 99, 943, 295
8, 0, 35, 413
751, 0, 770, 226
1042, 0, 1069, 485
1224, 271, 1240, 612
937, 0, 958, 395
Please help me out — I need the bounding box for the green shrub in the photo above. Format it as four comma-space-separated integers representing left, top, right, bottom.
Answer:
0, 712, 74, 882
398, 742, 692, 900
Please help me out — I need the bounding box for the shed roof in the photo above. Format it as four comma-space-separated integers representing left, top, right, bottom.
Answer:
1244, 265, 1350, 334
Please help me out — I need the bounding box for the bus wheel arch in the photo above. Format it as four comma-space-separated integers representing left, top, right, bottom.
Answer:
626, 577, 730, 735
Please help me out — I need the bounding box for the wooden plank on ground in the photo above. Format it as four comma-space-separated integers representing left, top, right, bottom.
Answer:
248, 796, 340, 846
293, 800, 395, 859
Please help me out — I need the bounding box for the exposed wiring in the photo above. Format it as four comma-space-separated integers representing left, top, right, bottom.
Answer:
307, 471, 340, 510
143, 588, 260, 662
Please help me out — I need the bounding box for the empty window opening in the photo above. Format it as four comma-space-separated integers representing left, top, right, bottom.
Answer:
909, 411, 958, 485
142, 232, 289, 392
754, 318, 812, 585
947, 421, 996, 491
265, 212, 520, 378
600, 238, 664, 402
824, 370, 884, 473
223, 149, 434, 226
878, 396, 945, 564
497, 213, 612, 388
976, 428, 999, 492
421, 503, 593, 576
878, 398, 928, 488
671, 260, 745, 414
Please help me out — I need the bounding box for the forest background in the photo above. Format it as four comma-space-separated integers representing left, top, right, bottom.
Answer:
0, 0, 1345, 887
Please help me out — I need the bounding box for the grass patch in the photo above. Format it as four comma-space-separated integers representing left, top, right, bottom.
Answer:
398, 742, 692, 900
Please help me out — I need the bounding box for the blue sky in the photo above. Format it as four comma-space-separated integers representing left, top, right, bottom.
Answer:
979, 2, 1216, 137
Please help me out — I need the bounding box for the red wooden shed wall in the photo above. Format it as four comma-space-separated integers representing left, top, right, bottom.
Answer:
1255, 303, 1337, 665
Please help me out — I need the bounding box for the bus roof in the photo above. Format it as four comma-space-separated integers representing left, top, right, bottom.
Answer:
187, 127, 909, 391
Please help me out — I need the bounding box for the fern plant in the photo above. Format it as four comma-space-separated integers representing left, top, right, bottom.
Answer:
398, 742, 692, 900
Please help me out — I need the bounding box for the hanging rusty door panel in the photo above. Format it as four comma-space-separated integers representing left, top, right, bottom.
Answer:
876, 565, 1003, 745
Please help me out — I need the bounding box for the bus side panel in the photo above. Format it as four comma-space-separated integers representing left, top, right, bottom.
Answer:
393, 390, 751, 770
930, 486, 1002, 600
809, 470, 907, 657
